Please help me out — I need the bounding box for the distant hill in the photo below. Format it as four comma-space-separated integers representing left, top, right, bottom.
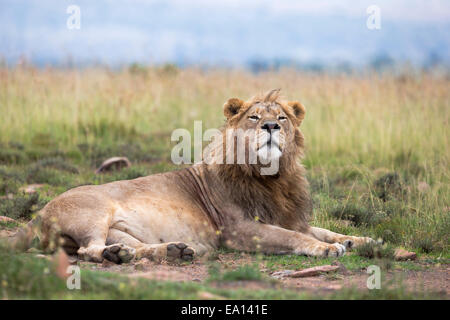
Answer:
0, 0, 449, 68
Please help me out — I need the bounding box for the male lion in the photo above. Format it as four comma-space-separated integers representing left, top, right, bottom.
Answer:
10, 89, 373, 263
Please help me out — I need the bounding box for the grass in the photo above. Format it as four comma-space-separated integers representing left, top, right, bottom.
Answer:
0, 220, 21, 229
354, 242, 395, 260
0, 66, 448, 299
207, 263, 265, 282
0, 193, 44, 220
263, 252, 375, 271
0, 245, 443, 300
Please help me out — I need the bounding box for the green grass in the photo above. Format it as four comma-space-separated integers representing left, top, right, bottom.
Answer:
0, 220, 21, 229
354, 242, 395, 260
263, 253, 375, 271
0, 193, 45, 220
207, 263, 265, 282
0, 246, 442, 300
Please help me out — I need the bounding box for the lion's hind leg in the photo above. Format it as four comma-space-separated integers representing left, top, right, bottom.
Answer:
106, 229, 195, 262
72, 218, 136, 264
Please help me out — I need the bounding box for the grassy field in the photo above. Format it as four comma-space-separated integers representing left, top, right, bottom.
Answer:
0, 66, 449, 299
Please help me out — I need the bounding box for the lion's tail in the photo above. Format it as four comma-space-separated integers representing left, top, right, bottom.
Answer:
5, 216, 42, 251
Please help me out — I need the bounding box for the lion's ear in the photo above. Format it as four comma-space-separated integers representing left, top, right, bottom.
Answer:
223, 98, 244, 120
288, 101, 306, 125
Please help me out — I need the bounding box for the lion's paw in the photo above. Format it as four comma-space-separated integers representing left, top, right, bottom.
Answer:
102, 243, 136, 264
166, 242, 196, 261
304, 242, 346, 257
325, 243, 346, 257
341, 237, 376, 250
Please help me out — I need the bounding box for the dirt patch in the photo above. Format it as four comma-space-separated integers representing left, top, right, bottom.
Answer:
76, 252, 449, 297
129, 260, 209, 282
278, 267, 449, 296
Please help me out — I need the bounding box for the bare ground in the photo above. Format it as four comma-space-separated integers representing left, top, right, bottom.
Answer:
78, 251, 450, 298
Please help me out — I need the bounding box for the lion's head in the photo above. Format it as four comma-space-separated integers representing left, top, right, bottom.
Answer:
204, 89, 306, 177
198, 89, 311, 229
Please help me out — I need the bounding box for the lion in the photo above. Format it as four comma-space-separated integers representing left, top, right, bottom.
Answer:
9, 89, 374, 263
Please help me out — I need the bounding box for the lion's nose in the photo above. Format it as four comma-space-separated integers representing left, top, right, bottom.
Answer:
261, 121, 280, 132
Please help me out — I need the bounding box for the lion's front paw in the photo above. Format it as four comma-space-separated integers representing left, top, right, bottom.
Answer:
303, 242, 346, 257
341, 236, 375, 250
166, 242, 196, 261
326, 243, 346, 257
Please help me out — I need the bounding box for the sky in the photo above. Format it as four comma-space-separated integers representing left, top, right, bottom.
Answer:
0, 0, 449, 68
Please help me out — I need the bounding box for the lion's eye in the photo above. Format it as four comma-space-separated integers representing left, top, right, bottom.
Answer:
278, 116, 287, 122
248, 115, 260, 122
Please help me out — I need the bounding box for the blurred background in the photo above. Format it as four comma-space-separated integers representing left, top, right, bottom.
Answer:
1, 0, 449, 70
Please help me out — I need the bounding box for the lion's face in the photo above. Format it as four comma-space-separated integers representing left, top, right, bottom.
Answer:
222, 89, 306, 169
234, 102, 289, 162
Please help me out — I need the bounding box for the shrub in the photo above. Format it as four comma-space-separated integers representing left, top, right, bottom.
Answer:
330, 203, 386, 227
0, 193, 44, 220
0, 179, 20, 195
355, 242, 395, 260
208, 263, 263, 282
33, 157, 79, 174
106, 167, 149, 182
0, 149, 27, 164
25, 167, 71, 186
411, 238, 434, 254
374, 172, 404, 201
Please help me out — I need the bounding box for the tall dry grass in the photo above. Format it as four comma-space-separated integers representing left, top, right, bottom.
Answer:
1, 67, 448, 167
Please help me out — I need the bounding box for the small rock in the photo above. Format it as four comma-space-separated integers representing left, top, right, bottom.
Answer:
19, 184, 45, 194
192, 278, 202, 282
271, 265, 340, 279
95, 157, 131, 174
417, 181, 430, 193
290, 265, 339, 278
394, 248, 417, 261
270, 270, 295, 279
